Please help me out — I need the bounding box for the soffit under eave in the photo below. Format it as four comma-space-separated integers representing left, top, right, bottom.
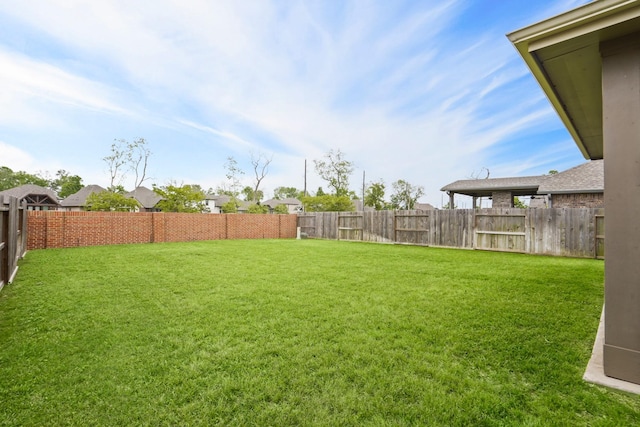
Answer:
508, 1, 640, 161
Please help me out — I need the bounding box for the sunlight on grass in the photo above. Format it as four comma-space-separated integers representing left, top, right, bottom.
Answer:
0, 239, 637, 425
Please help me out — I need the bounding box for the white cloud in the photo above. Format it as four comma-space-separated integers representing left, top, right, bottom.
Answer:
0, 1, 590, 205
0, 142, 35, 170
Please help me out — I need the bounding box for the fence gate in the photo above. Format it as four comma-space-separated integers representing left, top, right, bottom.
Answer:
338, 213, 363, 241
474, 212, 526, 253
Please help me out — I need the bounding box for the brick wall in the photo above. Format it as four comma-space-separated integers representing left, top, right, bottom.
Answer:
27, 211, 298, 250
491, 191, 514, 208
551, 193, 604, 208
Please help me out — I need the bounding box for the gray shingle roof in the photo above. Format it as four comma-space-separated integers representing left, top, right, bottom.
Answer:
125, 186, 163, 209
440, 176, 546, 197
262, 198, 302, 208
537, 160, 603, 194
440, 160, 604, 198
59, 185, 107, 207
0, 184, 59, 204
204, 195, 251, 211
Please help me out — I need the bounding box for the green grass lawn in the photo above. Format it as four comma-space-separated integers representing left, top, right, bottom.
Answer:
0, 239, 637, 426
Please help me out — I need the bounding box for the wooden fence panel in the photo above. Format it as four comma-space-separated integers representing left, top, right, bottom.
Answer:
0, 196, 27, 288
562, 208, 598, 258
596, 215, 605, 259
338, 213, 363, 241
0, 198, 5, 288
321, 212, 339, 240
395, 211, 430, 246
475, 209, 526, 253
363, 210, 395, 243
527, 208, 558, 255
431, 209, 474, 249
298, 208, 604, 258
298, 214, 317, 238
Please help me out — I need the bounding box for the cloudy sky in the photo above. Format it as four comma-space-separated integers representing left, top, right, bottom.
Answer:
0, 0, 591, 207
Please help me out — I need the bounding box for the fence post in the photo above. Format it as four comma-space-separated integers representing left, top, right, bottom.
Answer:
6, 196, 19, 283
18, 200, 27, 259
0, 196, 6, 288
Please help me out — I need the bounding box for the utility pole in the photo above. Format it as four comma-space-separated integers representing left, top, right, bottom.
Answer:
362, 170, 365, 208
303, 159, 307, 197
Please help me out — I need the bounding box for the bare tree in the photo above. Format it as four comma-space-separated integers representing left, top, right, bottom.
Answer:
468, 167, 490, 209
127, 137, 152, 188
468, 167, 490, 180
104, 138, 153, 190
251, 152, 273, 203
104, 141, 129, 190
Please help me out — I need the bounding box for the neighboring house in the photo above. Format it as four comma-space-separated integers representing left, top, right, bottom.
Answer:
59, 185, 107, 211
440, 160, 604, 208
204, 194, 220, 213
125, 186, 163, 212
205, 195, 251, 213
262, 198, 303, 214
414, 202, 436, 211
0, 184, 59, 210
538, 160, 603, 208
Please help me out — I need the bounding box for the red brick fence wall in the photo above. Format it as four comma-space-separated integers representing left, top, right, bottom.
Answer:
27, 211, 298, 250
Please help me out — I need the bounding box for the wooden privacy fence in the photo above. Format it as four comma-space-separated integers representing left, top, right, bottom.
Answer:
0, 196, 28, 288
298, 208, 605, 258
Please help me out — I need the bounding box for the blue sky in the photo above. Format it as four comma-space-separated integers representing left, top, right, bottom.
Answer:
0, 0, 591, 207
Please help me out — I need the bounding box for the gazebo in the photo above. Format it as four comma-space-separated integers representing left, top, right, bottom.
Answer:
0, 184, 59, 211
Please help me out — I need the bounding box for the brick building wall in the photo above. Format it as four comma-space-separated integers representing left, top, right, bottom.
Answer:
491, 191, 514, 208
27, 211, 298, 250
551, 192, 604, 208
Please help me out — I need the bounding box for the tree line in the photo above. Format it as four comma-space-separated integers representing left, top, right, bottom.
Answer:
2, 140, 426, 213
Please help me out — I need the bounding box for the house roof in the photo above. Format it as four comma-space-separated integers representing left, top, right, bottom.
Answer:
440, 175, 545, 198
415, 203, 436, 210
207, 195, 251, 211
125, 186, 163, 209
0, 184, 59, 204
538, 159, 603, 194
507, 0, 640, 160
59, 185, 107, 207
261, 198, 302, 208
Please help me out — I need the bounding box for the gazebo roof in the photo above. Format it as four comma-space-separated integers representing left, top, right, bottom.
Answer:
440, 160, 604, 198
0, 184, 59, 206
440, 175, 545, 198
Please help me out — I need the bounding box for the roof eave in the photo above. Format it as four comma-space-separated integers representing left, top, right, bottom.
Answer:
507, 0, 640, 160
539, 189, 604, 195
